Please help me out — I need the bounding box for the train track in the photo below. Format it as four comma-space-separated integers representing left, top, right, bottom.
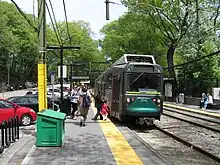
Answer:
163, 106, 220, 133
110, 118, 172, 165
126, 121, 220, 164
154, 124, 220, 163
154, 107, 220, 163
111, 105, 220, 164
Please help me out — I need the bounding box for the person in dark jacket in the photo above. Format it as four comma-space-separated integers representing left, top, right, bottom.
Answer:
92, 91, 103, 120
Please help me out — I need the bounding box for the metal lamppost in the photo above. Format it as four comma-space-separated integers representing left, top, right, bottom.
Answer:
46, 46, 80, 104
7, 51, 14, 86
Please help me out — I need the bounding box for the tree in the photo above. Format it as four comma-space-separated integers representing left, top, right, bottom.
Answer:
0, 1, 103, 85
0, 1, 38, 84
46, 21, 104, 78
122, 0, 194, 83
100, 12, 167, 67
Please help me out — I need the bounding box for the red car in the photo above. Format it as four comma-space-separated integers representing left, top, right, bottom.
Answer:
0, 98, 36, 126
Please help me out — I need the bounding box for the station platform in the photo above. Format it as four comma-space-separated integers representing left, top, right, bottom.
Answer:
0, 105, 171, 165
164, 101, 220, 116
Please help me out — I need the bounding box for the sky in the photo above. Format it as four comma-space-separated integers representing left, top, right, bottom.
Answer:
4, 0, 127, 40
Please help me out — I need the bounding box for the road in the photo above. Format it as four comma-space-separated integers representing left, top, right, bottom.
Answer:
0, 88, 37, 99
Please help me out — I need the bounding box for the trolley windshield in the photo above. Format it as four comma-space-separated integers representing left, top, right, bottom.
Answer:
126, 73, 162, 92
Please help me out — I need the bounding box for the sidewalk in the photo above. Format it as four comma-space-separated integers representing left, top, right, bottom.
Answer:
1, 110, 116, 165
164, 101, 220, 114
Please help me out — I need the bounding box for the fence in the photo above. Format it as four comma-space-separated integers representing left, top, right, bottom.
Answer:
0, 116, 20, 154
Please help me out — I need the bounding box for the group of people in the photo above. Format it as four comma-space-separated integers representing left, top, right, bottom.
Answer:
200, 93, 213, 110
70, 86, 109, 127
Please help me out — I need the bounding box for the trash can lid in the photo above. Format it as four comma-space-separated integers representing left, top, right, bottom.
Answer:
37, 109, 66, 120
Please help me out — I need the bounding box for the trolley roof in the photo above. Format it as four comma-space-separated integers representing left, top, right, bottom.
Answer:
112, 54, 156, 67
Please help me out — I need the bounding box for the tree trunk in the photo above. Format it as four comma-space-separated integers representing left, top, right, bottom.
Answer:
167, 45, 177, 101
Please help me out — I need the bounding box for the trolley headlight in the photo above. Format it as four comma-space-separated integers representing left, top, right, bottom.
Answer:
127, 98, 130, 103
157, 99, 160, 103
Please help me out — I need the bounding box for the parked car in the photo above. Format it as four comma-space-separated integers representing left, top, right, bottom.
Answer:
0, 98, 36, 126
25, 82, 37, 88
7, 95, 60, 113
26, 90, 38, 95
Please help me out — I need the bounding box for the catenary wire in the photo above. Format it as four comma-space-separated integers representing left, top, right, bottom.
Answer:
46, 2, 62, 46
62, 0, 72, 45
48, 0, 63, 45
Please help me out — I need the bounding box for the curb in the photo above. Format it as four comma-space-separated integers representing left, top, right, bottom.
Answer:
20, 145, 37, 165
164, 103, 220, 118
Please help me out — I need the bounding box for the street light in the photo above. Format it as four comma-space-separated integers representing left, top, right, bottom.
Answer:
7, 51, 14, 86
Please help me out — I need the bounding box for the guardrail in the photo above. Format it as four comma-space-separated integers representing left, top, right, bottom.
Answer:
0, 116, 20, 154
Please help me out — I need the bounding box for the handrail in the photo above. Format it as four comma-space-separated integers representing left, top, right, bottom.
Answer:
0, 115, 20, 154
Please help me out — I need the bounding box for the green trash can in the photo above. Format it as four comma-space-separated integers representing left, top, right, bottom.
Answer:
36, 109, 66, 147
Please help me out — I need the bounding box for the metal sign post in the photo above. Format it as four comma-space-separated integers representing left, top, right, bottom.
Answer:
50, 71, 55, 110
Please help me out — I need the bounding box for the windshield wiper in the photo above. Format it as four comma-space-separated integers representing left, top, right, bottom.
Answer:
129, 72, 144, 87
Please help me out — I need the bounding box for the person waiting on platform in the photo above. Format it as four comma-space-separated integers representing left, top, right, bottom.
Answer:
92, 91, 103, 120
200, 93, 208, 110
207, 93, 213, 104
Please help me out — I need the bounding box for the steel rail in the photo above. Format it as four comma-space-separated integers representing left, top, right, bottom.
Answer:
162, 110, 220, 133
163, 106, 220, 124
154, 125, 220, 163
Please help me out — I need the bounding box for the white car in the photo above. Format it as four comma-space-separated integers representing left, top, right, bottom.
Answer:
47, 88, 69, 98
47, 88, 61, 98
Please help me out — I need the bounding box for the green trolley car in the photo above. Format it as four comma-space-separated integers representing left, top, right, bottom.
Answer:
94, 54, 163, 125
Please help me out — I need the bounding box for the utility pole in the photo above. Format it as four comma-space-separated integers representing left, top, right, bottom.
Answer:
105, 0, 110, 20
38, 0, 47, 112
60, 47, 64, 104
105, 0, 119, 20
70, 62, 73, 89
196, 0, 200, 57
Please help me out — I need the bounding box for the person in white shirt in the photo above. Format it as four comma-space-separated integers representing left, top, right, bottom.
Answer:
71, 86, 79, 119
208, 93, 213, 104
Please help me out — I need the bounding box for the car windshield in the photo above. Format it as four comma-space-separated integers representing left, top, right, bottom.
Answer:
7, 97, 15, 102
126, 73, 162, 92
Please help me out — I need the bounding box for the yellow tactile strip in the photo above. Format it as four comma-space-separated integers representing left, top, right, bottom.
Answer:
91, 103, 143, 165
164, 103, 220, 118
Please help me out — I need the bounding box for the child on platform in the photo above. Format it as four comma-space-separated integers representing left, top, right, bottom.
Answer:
100, 99, 109, 121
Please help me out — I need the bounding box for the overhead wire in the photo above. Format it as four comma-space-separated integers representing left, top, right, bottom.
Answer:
48, 0, 63, 45
10, 0, 38, 32
46, 2, 62, 46
163, 49, 220, 70
62, 0, 72, 45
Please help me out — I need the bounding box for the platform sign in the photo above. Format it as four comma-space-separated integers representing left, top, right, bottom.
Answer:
212, 88, 220, 100
58, 65, 67, 78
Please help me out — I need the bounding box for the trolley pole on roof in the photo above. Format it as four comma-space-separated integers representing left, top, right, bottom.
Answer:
37, 0, 47, 112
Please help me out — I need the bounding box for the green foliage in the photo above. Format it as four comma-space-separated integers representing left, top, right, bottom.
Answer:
46, 21, 104, 77
100, 12, 167, 63
0, 1, 102, 84
0, 1, 38, 84
100, 0, 220, 96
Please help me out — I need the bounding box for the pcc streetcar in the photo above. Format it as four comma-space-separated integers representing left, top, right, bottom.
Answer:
94, 54, 163, 125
